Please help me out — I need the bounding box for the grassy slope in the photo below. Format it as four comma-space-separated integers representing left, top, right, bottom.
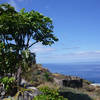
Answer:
22, 64, 100, 100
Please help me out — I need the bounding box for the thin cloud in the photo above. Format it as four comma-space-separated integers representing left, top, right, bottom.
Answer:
45, 5, 49, 11
30, 43, 55, 54
57, 51, 100, 58
73, 51, 100, 56
63, 46, 80, 50
37, 50, 100, 63
17, 0, 24, 2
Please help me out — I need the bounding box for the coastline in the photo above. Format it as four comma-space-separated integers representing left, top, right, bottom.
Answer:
43, 63, 100, 83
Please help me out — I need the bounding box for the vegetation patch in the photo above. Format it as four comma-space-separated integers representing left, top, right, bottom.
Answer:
34, 86, 68, 100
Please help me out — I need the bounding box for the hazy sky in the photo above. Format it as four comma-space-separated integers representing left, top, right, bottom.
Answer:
1, 0, 100, 63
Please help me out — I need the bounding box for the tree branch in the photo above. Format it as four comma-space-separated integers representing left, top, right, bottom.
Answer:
28, 41, 38, 49
26, 36, 31, 47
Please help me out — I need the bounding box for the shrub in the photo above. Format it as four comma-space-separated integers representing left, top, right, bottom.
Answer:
34, 86, 68, 100
43, 72, 53, 81
0, 77, 16, 95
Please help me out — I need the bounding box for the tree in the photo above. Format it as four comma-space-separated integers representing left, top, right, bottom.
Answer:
0, 3, 58, 83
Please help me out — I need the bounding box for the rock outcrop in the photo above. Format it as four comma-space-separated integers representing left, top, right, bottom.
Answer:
53, 73, 83, 88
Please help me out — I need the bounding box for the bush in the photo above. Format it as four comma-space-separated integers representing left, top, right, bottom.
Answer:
34, 86, 68, 100
43, 72, 53, 81
0, 77, 16, 95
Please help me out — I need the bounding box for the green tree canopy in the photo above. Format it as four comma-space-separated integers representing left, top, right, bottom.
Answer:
0, 3, 58, 76
0, 3, 58, 51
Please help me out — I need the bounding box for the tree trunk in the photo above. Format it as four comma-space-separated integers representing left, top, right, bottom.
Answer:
16, 66, 22, 86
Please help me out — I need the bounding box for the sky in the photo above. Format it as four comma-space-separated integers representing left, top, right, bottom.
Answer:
1, 0, 100, 64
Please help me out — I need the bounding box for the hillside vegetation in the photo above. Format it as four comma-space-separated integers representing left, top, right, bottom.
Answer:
22, 64, 100, 100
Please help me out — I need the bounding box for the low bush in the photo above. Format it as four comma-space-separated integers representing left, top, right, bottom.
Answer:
34, 86, 68, 100
0, 77, 16, 95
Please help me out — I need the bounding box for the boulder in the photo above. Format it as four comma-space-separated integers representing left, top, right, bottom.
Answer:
62, 79, 83, 88
17, 86, 41, 100
3, 86, 41, 100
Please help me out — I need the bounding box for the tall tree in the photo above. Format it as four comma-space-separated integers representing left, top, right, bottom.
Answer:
0, 3, 58, 84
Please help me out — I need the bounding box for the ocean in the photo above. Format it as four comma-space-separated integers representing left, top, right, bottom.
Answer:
42, 63, 100, 83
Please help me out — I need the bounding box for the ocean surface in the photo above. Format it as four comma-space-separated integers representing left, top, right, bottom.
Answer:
43, 63, 100, 83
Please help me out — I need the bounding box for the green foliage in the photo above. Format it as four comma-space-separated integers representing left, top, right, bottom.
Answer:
44, 72, 53, 81
0, 3, 58, 49
0, 4, 58, 97
0, 77, 15, 93
0, 3, 58, 76
34, 95, 49, 100
34, 86, 68, 100
0, 42, 18, 75
14, 86, 34, 99
21, 50, 36, 71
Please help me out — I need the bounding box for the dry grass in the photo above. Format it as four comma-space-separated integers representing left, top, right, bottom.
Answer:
84, 86, 100, 100
37, 82, 60, 89
87, 91, 100, 100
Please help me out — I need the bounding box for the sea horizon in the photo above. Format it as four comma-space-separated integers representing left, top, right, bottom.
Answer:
42, 62, 100, 83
